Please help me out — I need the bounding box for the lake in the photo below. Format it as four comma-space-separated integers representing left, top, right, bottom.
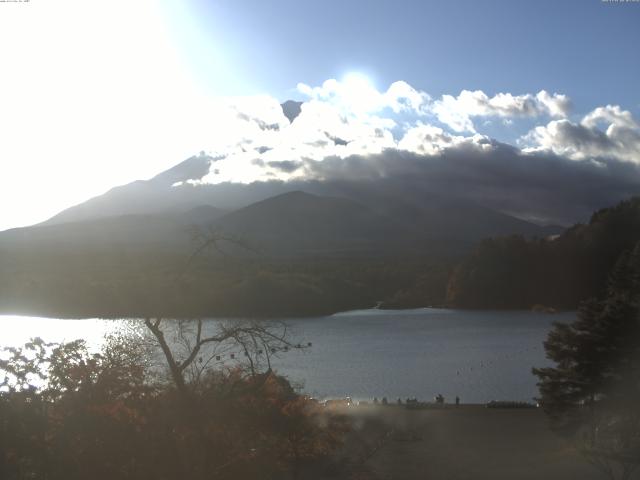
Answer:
0, 308, 573, 403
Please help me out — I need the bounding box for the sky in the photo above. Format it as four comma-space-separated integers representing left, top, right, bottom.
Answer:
0, 0, 639, 231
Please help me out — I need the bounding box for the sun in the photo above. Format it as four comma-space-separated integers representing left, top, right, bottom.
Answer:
341, 72, 380, 113
343, 72, 374, 89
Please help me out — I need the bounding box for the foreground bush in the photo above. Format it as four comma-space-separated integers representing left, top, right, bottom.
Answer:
0, 336, 349, 480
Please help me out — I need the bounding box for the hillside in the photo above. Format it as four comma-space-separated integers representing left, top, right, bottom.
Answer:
211, 191, 411, 256
0, 141, 572, 318
0, 182, 561, 317
447, 197, 640, 309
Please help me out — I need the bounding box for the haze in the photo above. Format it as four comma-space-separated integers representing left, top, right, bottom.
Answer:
1, 0, 639, 231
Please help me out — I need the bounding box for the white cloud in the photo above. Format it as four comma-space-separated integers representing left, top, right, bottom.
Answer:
195, 81, 640, 187
297, 75, 430, 116
199, 94, 400, 184
398, 124, 492, 156
536, 90, 572, 118
199, 77, 428, 184
384, 80, 432, 114
523, 105, 640, 163
432, 89, 570, 133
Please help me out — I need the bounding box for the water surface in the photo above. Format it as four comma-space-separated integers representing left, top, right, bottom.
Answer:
0, 309, 573, 403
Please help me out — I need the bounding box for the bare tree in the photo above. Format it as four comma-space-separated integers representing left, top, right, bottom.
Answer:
144, 229, 305, 397
143, 317, 302, 396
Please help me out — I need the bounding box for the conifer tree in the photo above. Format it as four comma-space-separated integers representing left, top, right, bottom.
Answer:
533, 242, 640, 480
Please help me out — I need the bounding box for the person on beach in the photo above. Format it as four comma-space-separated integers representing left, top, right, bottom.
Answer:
455, 396, 460, 406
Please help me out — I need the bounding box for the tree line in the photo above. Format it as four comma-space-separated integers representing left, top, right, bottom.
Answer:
447, 197, 640, 310
0, 249, 453, 318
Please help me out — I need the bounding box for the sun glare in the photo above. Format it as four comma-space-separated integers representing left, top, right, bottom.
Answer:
341, 72, 381, 113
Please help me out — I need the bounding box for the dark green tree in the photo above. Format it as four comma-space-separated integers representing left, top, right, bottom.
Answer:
533, 243, 640, 480
448, 197, 640, 310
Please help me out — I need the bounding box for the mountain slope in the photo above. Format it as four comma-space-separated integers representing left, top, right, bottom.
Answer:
447, 196, 640, 309
43, 157, 222, 226
212, 191, 409, 256
0, 184, 569, 318
31, 178, 561, 258
0, 214, 191, 252
298, 179, 562, 248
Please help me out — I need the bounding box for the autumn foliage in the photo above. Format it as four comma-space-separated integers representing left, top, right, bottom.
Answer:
0, 336, 349, 480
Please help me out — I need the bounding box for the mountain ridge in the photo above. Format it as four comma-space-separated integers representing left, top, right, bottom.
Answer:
2, 186, 560, 259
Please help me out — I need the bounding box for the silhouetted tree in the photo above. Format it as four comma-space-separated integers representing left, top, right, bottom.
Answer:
143, 317, 302, 397
533, 243, 640, 480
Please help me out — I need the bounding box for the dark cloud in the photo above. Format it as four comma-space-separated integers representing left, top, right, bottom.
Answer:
526, 106, 640, 163
267, 160, 303, 173
325, 132, 349, 146
293, 144, 640, 225
236, 112, 280, 131
145, 139, 640, 226
64, 143, 640, 229
50, 145, 640, 228
535, 120, 614, 153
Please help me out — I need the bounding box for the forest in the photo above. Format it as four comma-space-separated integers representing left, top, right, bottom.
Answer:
447, 197, 640, 310
0, 248, 452, 318
1, 197, 640, 318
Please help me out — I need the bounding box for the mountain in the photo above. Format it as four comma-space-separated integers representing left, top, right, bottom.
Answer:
211, 191, 408, 256
210, 188, 562, 256
306, 179, 561, 242
0, 151, 568, 318
184, 204, 227, 225
5, 185, 558, 260
39, 154, 561, 248
0, 214, 187, 251
281, 100, 302, 123
42, 154, 224, 226
150, 153, 213, 187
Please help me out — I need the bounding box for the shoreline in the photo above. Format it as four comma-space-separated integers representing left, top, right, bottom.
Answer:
336, 404, 601, 480
0, 305, 575, 321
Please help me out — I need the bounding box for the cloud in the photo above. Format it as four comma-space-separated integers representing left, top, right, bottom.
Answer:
432, 89, 570, 133
297, 76, 430, 116
384, 80, 432, 114
397, 124, 493, 156
175, 144, 639, 226
266, 160, 303, 173
523, 105, 640, 163
198, 81, 405, 184
192, 79, 579, 186
289, 144, 640, 226
157, 77, 638, 225
536, 90, 572, 118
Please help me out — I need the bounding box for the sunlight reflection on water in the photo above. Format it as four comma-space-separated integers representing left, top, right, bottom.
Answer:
0, 309, 574, 403
0, 315, 119, 348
